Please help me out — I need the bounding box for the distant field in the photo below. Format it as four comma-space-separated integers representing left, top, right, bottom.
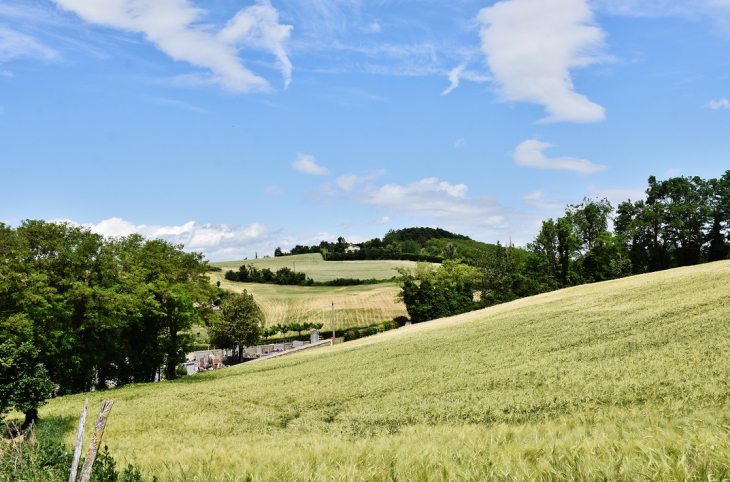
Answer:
208, 270, 407, 329
39, 261, 730, 481
211, 253, 423, 282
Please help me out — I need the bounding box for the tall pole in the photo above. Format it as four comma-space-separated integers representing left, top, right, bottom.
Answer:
331, 301, 335, 341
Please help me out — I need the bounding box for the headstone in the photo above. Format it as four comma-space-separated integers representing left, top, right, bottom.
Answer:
293, 340, 304, 348
310, 330, 320, 343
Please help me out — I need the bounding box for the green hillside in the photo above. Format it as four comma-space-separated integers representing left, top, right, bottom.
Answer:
211, 253, 422, 281
38, 261, 730, 481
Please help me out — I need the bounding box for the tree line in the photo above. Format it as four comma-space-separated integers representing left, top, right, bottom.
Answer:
397, 172, 730, 322
0, 221, 216, 424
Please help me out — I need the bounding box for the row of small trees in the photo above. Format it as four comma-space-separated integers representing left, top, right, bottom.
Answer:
224, 265, 308, 285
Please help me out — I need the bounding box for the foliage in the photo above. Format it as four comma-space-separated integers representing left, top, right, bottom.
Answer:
208, 290, 263, 361
0, 341, 54, 426
0, 220, 216, 394
395, 261, 481, 322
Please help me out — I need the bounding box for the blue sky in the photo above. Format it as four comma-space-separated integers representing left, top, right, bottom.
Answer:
1, 0, 729, 260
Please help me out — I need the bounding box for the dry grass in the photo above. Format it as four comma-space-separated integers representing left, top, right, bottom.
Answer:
209, 272, 408, 330
37, 261, 730, 481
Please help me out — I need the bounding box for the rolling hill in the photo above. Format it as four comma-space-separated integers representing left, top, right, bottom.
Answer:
38, 260, 730, 481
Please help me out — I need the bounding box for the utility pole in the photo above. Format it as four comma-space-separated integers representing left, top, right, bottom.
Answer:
330, 301, 335, 341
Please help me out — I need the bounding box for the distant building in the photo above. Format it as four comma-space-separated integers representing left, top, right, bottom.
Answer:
345, 245, 361, 253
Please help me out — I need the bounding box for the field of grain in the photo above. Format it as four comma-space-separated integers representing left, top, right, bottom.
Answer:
208, 270, 407, 330
210, 253, 422, 281
38, 261, 730, 481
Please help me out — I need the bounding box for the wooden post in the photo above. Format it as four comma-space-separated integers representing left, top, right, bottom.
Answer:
68, 398, 88, 482
78, 400, 114, 482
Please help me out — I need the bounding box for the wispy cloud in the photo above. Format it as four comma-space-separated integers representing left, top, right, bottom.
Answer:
292, 153, 329, 175
264, 185, 285, 196
151, 97, 207, 114
441, 63, 490, 95
477, 0, 607, 123
513, 139, 607, 174
454, 138, 466, 149
707, 98, 730, 109
335, 170, 385, 191
0, 70, 13, 77
0, 26, 60, 62
362, 22, 381, 33
52, 0, 292, 92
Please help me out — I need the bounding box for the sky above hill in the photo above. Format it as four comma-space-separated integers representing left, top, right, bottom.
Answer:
1, 0, 729, 260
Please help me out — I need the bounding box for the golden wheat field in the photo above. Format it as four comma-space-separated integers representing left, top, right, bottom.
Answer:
38, 261, 730, 481
208, 271, 408, 330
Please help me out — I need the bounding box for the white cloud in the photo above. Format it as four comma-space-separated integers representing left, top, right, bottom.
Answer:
60, 217, 273, 261
441, 64, 491, 95
707, 98, 730, 109
292, 153, 329, 175
264, 185, 285, 196
454, 138, 466, 149
0, 27, 59, 62
52, 0, 292, 92
0, 70, 13, 77
335, 170, 385, 191
665, 168, 681, 177
477, 0, 607, 123
513, 139, 607, 174
152, 97, 207, 113
360, 178, 504, 224
522, 191, 571, 211
442, 64, 465, 95
373, 215, 390, 224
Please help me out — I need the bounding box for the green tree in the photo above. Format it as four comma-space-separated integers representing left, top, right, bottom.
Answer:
209, 290, 263, 362
0, 341, 54, 427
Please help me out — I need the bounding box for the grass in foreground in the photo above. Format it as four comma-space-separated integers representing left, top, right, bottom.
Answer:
210, 253, 423, 282
39, 261, 730, 480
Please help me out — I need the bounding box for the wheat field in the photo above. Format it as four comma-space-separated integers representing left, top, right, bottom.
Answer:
208, 271, 407, 330
38, 261, 730, 481
210, 253, 422, 282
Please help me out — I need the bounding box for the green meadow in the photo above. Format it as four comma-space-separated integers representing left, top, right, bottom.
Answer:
38, 261, 730, 481
210, 253, 421, 282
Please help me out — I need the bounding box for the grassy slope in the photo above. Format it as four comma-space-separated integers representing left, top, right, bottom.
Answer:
210, 253, 422, 282
40, 261, 730, 481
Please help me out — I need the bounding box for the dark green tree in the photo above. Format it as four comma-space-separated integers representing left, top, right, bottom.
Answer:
0, 341, 55, 427
209, 290, 263, 362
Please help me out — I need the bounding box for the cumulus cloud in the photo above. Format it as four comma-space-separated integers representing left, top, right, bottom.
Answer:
360, 178, 505, 225
513, 139, 607, 174
292, 153, 329, 175
52, 0, 292, 92
707, 98, 730, 109
373, 215, 390, 224
0, 27, 59, 62
477, 0, 606, 123
61, 217, 273, 261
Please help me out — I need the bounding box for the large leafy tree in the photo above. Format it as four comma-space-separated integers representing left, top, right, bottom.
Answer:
209, 290, 263, 362
0, 221, 216, 394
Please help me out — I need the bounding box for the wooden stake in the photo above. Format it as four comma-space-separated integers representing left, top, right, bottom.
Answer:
68, 398, 88, 482
78, 400, 114, 482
